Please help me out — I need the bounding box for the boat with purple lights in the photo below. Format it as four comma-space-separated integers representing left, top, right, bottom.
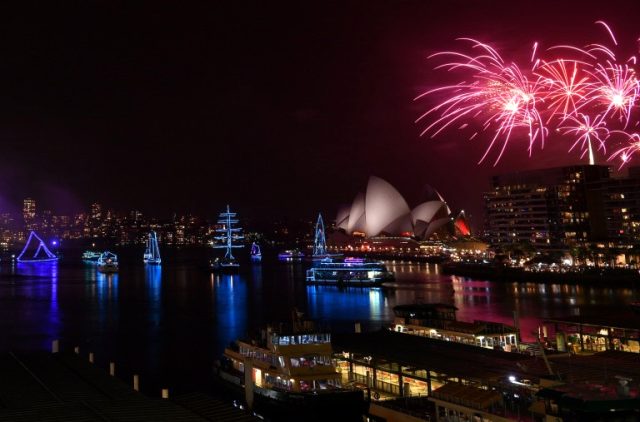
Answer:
305, 257, 394, 286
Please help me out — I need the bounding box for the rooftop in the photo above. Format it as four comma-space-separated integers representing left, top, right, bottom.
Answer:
544, 310, 640, 331
333, 330, 543, 382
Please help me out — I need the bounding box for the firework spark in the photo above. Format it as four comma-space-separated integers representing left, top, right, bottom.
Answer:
558, 114, 609, 165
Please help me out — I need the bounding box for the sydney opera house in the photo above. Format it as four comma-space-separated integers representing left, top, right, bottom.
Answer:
333, 176, 469, 242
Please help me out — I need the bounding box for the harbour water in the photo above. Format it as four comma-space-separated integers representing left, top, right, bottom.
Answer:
0, 248, 636, 396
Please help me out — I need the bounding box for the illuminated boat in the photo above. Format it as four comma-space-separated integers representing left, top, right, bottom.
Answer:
210, 257, 240, 271
311, 213, 342, 260
143, 231, 162, 265
16, 231, 59, 263
82, 251, 101, 262
211, 205, 244, 272
305, 257, 394, 286
97, 251, 118, 273
278, 249, 305, 262
215, 317, 367, 420
250, 242, 262, 262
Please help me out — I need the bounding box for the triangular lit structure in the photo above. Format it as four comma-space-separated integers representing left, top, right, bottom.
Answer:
313, 213, 327, 256
17, 231, 58, 263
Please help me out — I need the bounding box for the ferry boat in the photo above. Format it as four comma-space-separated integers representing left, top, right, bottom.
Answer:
81, 251, 101, 262
250, 242, 262, 262
216, 318, 367, 420
97, 251, 118, 273
305, 257, 394, 286
278, 249, 305, 262
143, 231, 162, 265
211, 205, 243, 272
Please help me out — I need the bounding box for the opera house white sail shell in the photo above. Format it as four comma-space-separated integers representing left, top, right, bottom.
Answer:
336, 176, 452, 240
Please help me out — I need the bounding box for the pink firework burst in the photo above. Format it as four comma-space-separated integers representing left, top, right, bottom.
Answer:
415, 38, 546, 166
609, 132, 640, 168
558, 113, 609, 165
536, 59, 590, 121
584, 63, 639, 127
417, 20, 640, 167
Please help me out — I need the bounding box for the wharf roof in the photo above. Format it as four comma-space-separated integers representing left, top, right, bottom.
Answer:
393, 303, 458, 313
332, 330, 545, 382
431, 383, 502, 410
544, 311, 640, 331
548, 350, 640, 384
0, 351, 258, 422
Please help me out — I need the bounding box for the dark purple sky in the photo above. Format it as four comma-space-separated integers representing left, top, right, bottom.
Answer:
1, 0, 639, 228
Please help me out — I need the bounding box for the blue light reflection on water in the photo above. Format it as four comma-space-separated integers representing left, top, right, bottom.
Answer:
0, 253, 638, 394
213, 273, 248, 352
306, 286, 391, 331
146, 265, 162, 328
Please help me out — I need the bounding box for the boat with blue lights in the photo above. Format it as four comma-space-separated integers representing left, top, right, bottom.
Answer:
211, 205, 244, 272
82, 251, 101, 262
305, 257, 394, 286
97, 251, 118, 273
310, 212, 342, 260
278, 249, 305, 262
250, 242, 262, 262
143, 231, 162, 265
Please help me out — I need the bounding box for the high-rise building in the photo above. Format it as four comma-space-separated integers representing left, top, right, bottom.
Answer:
484, 165, 610, 249
589, 166, 640, 246
23, 198, 37, 231
90, 202, 102, 221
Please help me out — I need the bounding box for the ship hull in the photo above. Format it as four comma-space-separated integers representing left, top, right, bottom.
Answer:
215, 368, 368, 421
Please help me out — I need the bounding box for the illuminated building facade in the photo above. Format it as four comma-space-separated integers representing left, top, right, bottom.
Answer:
590, 166, 640, 246
484, 165, 610, 249
23, 197, 36, 231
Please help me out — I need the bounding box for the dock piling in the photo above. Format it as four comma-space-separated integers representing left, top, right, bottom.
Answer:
51, 340, 59, 354
133, 374, 140, 392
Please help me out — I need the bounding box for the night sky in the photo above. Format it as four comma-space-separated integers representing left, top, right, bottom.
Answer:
1, 0, 640, 228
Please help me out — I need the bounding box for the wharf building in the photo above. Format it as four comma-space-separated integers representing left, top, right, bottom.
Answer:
545, 309, 640, 354
392, 303, 519, 352
333, 330, 640, 422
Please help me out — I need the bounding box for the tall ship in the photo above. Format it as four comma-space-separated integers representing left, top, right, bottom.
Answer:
143, 231, 162, 265
211, 205, 244, 271
16, 231, 59, 263
306, 257, 394, 286
216, 315, 367, 421
250, 242, 262, 262
97, 251, 118, 273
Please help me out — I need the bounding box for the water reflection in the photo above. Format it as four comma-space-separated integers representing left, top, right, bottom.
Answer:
146, 265, 162, 327
1, 254, 638, 391
213, 273, 248, 352
306, 286, 391, 330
